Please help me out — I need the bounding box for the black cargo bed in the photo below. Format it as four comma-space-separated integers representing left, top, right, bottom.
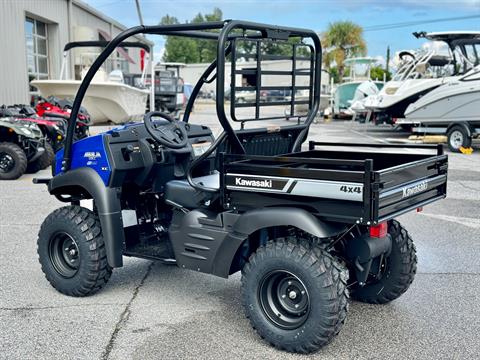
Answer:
220, 142, 448, 225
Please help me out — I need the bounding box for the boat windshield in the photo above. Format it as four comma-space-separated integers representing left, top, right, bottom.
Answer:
393, 35, 480, 82
392, 46, 455, 82
460, 65, 480, 81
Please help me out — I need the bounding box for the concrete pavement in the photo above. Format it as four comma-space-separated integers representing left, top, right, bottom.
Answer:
1, 109, 479, 359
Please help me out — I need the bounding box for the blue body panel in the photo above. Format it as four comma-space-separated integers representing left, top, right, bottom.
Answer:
55, 134, 112, 186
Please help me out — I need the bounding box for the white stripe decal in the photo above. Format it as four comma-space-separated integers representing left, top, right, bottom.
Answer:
226, 173, 363, 202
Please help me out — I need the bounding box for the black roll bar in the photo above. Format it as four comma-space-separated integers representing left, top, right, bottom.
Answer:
62, 20, 322, 172
64, 41, 151, 52
182, 44, 232, 124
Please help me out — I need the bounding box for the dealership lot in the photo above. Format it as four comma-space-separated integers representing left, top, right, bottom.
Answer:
1, 109, 479, 359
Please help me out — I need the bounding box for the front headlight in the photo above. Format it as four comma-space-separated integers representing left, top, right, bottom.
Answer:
20, 128, 33, 136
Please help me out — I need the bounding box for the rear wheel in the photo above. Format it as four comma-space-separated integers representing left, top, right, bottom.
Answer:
447, 125, 472, 152
27, 142, 54, 173
37, 205, 112, 296
241, 236, 348, 353
0, 142, 27, 180
350, 220, 417, 304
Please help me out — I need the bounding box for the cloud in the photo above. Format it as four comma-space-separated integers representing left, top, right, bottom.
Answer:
336, 0, 480, 11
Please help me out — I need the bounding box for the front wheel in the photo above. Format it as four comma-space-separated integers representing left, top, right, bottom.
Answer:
350, 220, 417, 304
37, 206, 112, 296
241, 237, 349, 353
0, 142, 27, 180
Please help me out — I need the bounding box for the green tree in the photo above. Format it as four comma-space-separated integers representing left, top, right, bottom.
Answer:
322, 21, 366, 82
160, 15, 200, 63
370, 66, 392, 82
160, 8, 223, 63
191, 8, 222, 62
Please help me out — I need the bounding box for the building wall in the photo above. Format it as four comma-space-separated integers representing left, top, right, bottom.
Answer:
181, 61, 331, 94
0, 0, 151, 105
0, 0, 69, 105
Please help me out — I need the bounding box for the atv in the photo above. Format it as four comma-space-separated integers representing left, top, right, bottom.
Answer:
34, 21, 448, 353
1, 105, 62, 154
35, 96, 91, 141
0, 116, 47, 179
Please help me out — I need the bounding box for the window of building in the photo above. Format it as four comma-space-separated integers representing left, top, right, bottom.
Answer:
25, 17, 49, 93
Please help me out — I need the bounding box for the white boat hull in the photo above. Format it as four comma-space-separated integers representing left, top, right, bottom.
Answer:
364, 78, 445, 112
31, 80, 149, 124
403, 79, 480, 126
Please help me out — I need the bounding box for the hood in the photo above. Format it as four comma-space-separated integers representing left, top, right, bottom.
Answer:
0, 117, 43, 139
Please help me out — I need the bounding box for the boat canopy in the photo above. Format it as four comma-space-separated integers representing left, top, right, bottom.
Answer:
414, 31, 480, 42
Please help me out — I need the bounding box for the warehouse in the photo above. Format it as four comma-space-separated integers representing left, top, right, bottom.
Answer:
0, 0, 151, 105
182, 61, 331, 94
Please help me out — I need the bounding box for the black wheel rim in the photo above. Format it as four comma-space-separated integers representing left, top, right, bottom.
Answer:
258, 270, 310, 330
0, 152, 15, 173
48, 232, 80, 278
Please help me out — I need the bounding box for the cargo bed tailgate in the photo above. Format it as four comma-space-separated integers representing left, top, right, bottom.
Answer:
372, 154, 448, 223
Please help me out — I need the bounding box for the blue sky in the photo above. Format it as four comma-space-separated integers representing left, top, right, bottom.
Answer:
85, 0, 480, 63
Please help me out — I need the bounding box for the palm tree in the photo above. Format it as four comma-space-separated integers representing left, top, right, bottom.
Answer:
322, 21, 367, 82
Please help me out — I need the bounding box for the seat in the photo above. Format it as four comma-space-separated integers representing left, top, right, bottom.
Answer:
164, 172, 220, 209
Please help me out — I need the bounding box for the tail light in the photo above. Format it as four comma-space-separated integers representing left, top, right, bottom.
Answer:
369, 222, 388, 238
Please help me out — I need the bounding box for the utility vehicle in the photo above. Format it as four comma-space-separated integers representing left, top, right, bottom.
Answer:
0, 116, 46, 179
34, 21, 448, 353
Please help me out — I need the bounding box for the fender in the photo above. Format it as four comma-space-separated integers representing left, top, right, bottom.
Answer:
447, 122, 473, 137
48, 167, 124, 267
211, 207, 347, 277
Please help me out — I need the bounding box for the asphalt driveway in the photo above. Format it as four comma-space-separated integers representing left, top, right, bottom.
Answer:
1, 111, 479, 359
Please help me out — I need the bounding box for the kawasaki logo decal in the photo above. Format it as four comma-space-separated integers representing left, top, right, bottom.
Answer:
226, 174, 288, 191
402, 181, 428, 198
235, 177, 273, 188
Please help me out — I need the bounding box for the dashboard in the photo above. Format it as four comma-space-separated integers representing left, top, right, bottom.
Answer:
104, 121, 215, 189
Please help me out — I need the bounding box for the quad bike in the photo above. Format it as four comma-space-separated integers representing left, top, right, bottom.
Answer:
35, 96, 91, 140
34, 21, 448, 353
0, 116, 47, 179
1, 105, 63, 154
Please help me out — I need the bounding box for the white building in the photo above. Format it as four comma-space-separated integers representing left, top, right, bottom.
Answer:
181, 60, 331, 94
0, 0, 152, 105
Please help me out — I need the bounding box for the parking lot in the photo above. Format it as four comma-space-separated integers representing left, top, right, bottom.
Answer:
1, 105, 480, 359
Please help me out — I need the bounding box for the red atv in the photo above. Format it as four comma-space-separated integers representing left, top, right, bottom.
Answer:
35, 96, 91, 141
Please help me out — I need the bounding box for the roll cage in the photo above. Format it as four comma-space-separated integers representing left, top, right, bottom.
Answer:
62, 20, 322, 172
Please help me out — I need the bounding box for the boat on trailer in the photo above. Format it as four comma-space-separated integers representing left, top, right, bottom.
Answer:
364, 31, 480, 126
31, 41, 154, 124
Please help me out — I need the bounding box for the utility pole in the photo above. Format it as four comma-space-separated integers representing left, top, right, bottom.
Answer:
135, 0, 144, 26
386, 46, 390, 74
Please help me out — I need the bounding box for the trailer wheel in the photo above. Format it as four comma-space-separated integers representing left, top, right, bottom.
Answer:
27, 142, 54, 173
241, 237, 349, 353
0, 142, 27, 180
447, 125, 471, 152
37, 205, 112, 297
350, 220, 417, 304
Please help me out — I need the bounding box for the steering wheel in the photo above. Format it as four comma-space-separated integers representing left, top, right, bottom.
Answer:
144, 111, 188, 149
